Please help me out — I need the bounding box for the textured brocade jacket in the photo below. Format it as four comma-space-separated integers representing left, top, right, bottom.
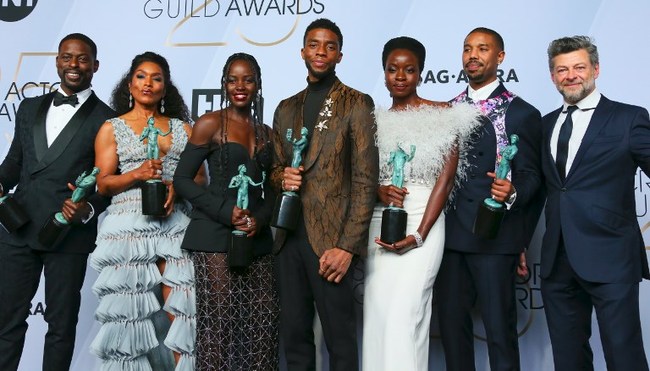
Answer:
270, 78, 379, 257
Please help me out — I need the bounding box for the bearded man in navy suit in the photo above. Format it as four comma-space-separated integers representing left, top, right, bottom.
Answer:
0, 33, 113, 371
540, 35, 650, 371
435, 27, 544, 371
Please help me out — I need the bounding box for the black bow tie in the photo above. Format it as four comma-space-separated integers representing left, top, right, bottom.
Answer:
52, 92, 79, 107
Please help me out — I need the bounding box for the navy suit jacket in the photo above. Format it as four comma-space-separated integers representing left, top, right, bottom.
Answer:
540, 95, 650, 283
0, 91, 114, 253
446, 83, 544, 254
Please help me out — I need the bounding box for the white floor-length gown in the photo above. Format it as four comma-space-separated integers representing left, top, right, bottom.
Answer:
363, 104, 480, 371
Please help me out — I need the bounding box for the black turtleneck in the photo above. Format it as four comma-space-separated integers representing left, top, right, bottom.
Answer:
303, 72, 337, 138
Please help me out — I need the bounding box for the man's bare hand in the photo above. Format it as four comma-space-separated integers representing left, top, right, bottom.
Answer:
318, 247, 353, 283
487, 172, 514, 203
61, 198, 91, 224
516, 251, 529, 278
283, 166, 304, 192
377, 185, 408, 208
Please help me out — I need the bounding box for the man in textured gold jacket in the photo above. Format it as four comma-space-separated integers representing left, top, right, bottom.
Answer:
270, 18, 378, 371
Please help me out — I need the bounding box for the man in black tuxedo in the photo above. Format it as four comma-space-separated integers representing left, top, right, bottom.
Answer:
0, 33, 114, 371
435, 27, 543, 371
540, 35, 649, 371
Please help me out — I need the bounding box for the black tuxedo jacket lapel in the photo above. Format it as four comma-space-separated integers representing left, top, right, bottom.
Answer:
32, 92, 100, 174
544, 108, 562, 183
565, 96, 614, 182
32, 93, 54, 163
475, 83, 506, 163
488, 83, 507, 99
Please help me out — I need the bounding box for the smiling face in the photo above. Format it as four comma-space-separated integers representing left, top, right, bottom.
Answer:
56, 38, 98, 95
550, 48, 599, 104
129, 61, 165, 108
462, 31, 504, 90
384, 48, 420, 101
225, 59, 258, 109
301, 28, 343, 82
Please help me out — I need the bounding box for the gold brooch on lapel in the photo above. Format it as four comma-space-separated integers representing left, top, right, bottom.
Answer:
316, 98, 333, 132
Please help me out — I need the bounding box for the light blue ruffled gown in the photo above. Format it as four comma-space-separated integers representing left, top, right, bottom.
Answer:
90, 117, 196, 371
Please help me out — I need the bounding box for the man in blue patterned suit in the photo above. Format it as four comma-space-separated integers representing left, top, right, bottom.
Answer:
435, 27, 544, 371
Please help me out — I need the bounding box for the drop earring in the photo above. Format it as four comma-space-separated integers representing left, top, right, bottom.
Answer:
160, 98, 165, 113
129, 93, 133, 108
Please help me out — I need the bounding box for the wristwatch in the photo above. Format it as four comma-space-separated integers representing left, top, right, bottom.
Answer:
507, 186, 517, 204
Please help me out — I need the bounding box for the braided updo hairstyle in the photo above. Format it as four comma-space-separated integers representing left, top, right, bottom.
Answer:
217, 53, 270, 187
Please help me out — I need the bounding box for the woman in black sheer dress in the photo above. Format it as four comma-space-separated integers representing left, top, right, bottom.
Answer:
173, 53, 278, 370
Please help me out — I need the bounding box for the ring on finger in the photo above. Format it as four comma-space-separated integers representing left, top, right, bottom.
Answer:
156, 169, 162, 175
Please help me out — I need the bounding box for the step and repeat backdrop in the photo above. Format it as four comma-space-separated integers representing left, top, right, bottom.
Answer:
1, 0, 649, 370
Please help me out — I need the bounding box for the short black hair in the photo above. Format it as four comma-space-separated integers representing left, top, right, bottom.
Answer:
382, 36, 426, 72
467, 27, 504, 51
58, 33, 98, 59
303, 18, 343, 50
547, 35, 598, 71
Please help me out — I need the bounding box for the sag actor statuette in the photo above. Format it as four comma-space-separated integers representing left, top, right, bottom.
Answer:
271, 127, 308, 231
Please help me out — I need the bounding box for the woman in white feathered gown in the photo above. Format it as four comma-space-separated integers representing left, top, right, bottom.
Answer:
362, 36, 481, 371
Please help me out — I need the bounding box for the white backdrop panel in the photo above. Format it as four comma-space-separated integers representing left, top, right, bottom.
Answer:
0, 1, 648, 370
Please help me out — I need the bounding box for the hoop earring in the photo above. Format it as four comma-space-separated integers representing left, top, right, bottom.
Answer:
160, 98, 165, 114
129, 93, 133, 108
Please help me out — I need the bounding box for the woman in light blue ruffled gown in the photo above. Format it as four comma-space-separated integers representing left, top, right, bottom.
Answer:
90, 52, 205, 371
